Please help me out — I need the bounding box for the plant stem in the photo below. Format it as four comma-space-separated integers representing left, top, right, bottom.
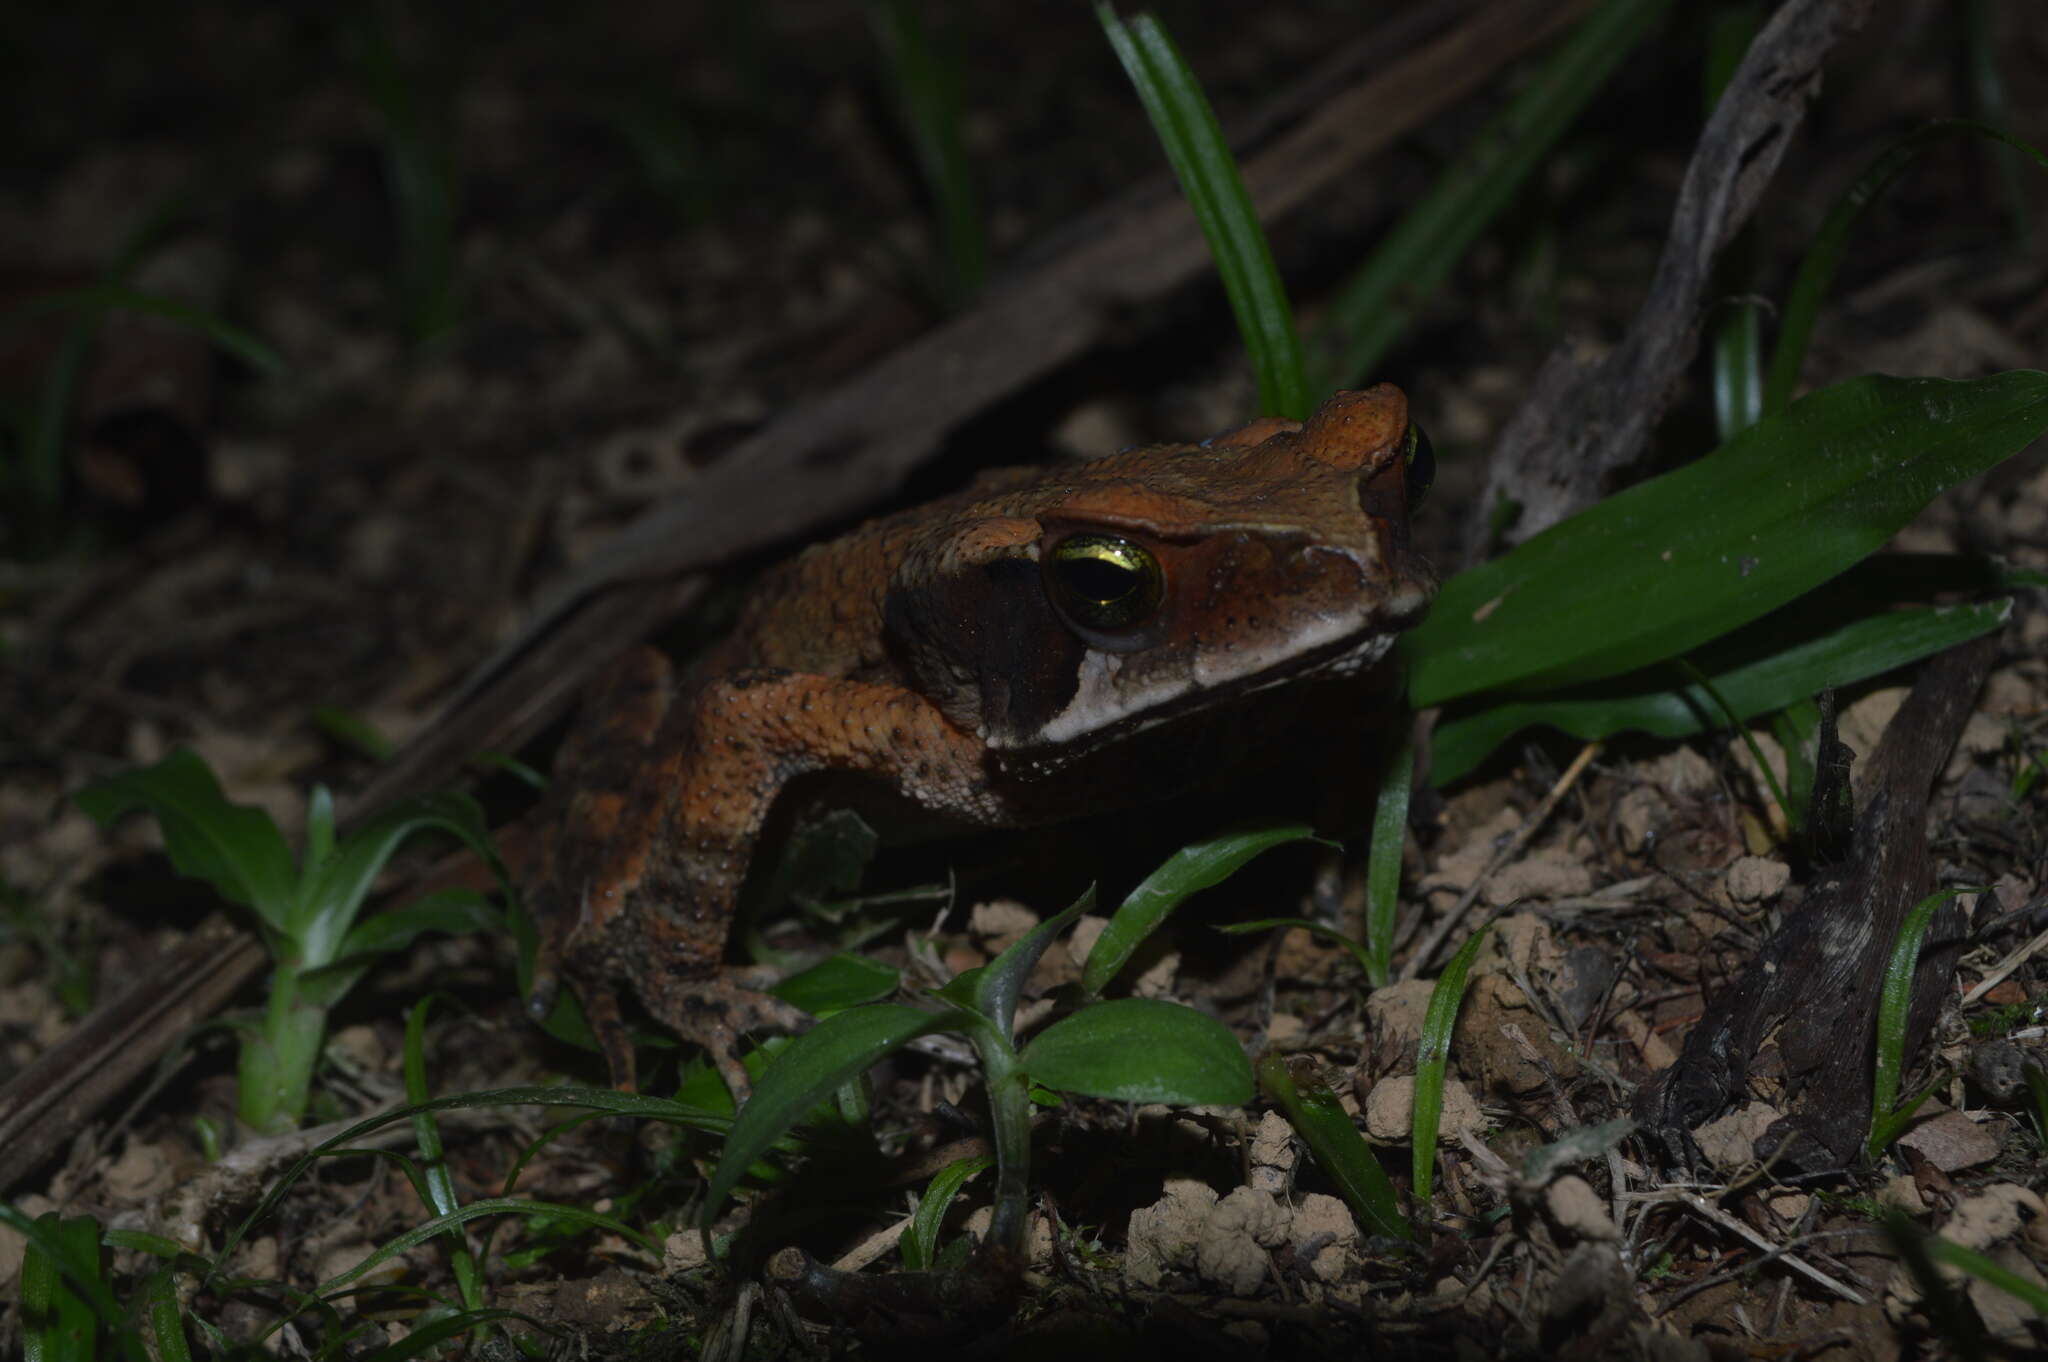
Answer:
240, 966, 326, 1135
972, 1033, 1035, 1256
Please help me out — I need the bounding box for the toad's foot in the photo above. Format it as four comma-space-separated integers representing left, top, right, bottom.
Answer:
647, 965, 814, 1102
528, 963, 810, 1100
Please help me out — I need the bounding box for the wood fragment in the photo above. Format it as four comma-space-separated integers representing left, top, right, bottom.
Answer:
1465, 0, 1875, 560
1634, 634, 1997, 1173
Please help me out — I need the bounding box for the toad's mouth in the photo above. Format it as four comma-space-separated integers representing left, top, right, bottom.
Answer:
991, 608, 1418, 765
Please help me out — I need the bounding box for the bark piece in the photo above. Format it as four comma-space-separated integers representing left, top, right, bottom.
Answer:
1635, 634, 1997, 1172
1466, 0, 1874, 560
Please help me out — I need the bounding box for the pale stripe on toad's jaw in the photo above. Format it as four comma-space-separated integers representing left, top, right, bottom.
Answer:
1005, 599, 1414, 754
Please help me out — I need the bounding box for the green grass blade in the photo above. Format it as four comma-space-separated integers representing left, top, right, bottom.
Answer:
1407, 371, 2048, 708
1869, 888, 1969, 1159
871, 0, 985, 305
1216, 917, 1372, 978
1926, 1233, 2048, 1318
1367, 731, 1415, 988
1712, 298, 1764, 440
403, 998, 484, 1314
1097, 6, 1308, 418
703, 1004, 968, 1227
1763, 121, 2048, 416
1083, 822, 1323, 995
315, 1199, 661, 1296
1316, 0, 1668, 388
296, 791, 500, 965
1021, 998, 1253, 1105
902, 1155, 991, 1271
1429, 598, 2009, 785
352, 15, 459, 344
1963, 0, 2031, 238
1881, 1211, 1993, 1355
1, 284, 288, 379
139, 1268, 192, 1362
355, 1310, 534, 1362
1412, 926, 1488, 1202
21, 313, 94, 512
1256, 1054, 1410, 1241
1770, 697, 1821, 836
213, 1086, 733, 1273
974, 887, 1094, 1046
1675, 656, 1791, 832
2024, 1063, 2048, 1147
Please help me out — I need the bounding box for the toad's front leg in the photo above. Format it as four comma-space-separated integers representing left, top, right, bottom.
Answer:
540, 664, 990, 1097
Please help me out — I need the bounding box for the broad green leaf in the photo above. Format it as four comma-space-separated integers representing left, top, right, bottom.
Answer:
1020, 998, 1251, 1105
1430, 598, 2010, 785
1408, 371, 2048, 706
1083, 822, 1323, 996
307, 890, 503, 1003
1257, 1054, 1409, 1241
295, 791, 498, 965
975, 887, 1093, 1045
901, 1154, 991, 1272
1099, 6, 1307, 417
74, 750, 296, 924
704, 1004, 969, 1225
1414, 926, 1489, 1201
771, 952, 901, 1016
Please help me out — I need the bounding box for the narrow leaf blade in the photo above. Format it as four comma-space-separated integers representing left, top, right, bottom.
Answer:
1083, 822, 1322, 995
704, 1005, 965, 1224
1413, 926, 1489, 1201
1430, 599, 2009, 785
1258, 1054, 1410, 1241
1407, 371, 2048, 706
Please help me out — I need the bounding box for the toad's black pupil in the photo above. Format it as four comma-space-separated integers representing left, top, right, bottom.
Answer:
1061, 556, 1136, 603
1406, 425, 1436, 509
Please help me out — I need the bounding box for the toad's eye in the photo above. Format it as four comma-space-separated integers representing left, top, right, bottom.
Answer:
1045, 533, 1164, 632
1401, 422, 1435, 510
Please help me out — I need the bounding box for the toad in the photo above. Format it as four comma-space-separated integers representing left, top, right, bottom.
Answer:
524, 386, 1436, 1092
